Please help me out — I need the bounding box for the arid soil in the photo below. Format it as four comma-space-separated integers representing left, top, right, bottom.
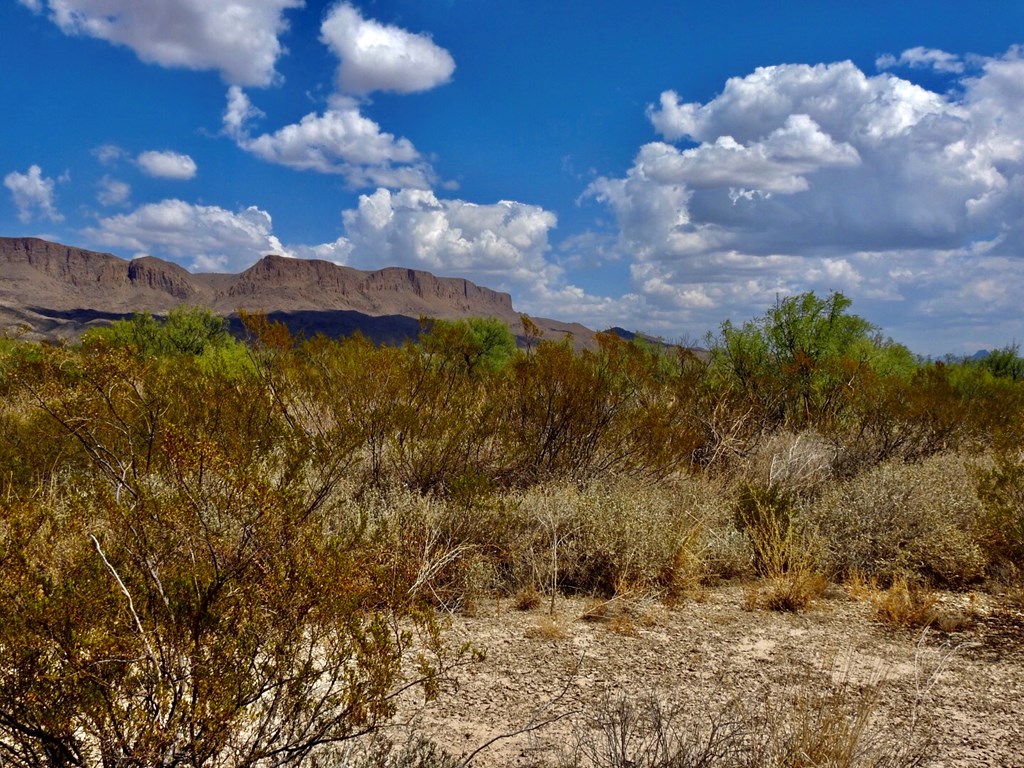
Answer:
395, 585, 1024, 766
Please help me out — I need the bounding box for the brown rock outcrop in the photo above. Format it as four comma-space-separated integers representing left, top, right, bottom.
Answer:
0, 237, 596, 346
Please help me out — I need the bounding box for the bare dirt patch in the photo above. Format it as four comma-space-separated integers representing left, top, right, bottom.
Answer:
395, 584, 1024, 766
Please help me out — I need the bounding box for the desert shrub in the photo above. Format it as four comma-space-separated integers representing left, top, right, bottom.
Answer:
733, 483, 827, 611
83, 306, 243, 362
0, 341, 465, 766
352, 485, 490, 612
419, 316, 518, 374
809, 454, 987, 587
517, 479, 710, 598
708, 291, 889, 433
835, 362, 1024, 476
974, 450, 1024, 568
499, 336, 702, 486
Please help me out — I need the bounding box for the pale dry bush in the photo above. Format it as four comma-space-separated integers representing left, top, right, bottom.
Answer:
809, 453, 987, 587
681, 477, 751, 583
515, 475, 723, 598
344, 473, 745, 607
738, 430, 837, 498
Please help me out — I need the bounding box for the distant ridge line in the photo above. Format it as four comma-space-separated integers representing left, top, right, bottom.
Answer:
0, 236, 596, 346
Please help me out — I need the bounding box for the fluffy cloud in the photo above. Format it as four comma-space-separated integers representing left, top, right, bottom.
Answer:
343, 188, 558, 286
632, 115, 859, 195
221, 5, 453, 188
877, 46, 965, 74
591, 50, 1024, 351
225, 88, 435, 189
96, 175, 131, 206
339, 188, 640, 330
320, 3, 455, 95
223, 86, 264, 139
85, 199, 292, 272
24, 0, 302, 86
136, 150, 197, 180
93, 144, 127, 165
4, 165, 62, 222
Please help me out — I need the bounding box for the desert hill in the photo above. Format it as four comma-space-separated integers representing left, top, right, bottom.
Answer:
0, 237, 595, 345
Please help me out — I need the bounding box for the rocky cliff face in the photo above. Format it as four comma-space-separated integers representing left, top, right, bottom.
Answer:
218, 255, 515, 319
126, 256, 208, 302
0, 237, 198, 311
1, 237, 127, 288
0, 237, 589, 345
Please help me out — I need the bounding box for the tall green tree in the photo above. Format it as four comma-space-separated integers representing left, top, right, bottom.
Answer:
711, 292, 888, 428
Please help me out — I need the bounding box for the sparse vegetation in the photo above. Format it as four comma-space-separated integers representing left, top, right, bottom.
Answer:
559, 680, 930, 768
2, 292, 1023, 763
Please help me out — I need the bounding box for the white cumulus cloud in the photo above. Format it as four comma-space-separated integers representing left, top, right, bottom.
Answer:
86, 198, 293, 272
877, 46, 965, 74
136, 150, 198, 180
339, 188, 636, 330
320, 3, 455, 95
343, 188, 558, 286
97, 175, 131, 206
224, 88, 435, 189
220, 6, 452, 188
4, 165, 63, 222
590, 50, 1024, 352
29, 0, 302, 86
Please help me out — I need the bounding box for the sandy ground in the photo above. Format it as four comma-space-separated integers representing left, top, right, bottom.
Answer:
392, 584, 1024, 766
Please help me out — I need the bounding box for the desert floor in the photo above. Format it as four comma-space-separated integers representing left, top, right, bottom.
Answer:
394, 584, 1024, 766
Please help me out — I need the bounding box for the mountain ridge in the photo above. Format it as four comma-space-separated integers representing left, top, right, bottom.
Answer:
0, 237, 595, 346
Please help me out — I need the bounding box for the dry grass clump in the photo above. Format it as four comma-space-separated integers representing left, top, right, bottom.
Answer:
849, 575, 977, 632
745, 570, 829, 613
525, 614, 571, 641
870, 576, 940, 629
559, 676, 930, 768
732, 483, 828, 612
809, 453, 988, 587
514, 586, 543, 611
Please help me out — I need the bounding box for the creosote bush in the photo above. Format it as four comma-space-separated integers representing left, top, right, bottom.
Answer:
0, 341, 467, 767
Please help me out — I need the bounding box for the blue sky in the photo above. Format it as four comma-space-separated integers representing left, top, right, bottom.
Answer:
4, 0, 1024, 355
